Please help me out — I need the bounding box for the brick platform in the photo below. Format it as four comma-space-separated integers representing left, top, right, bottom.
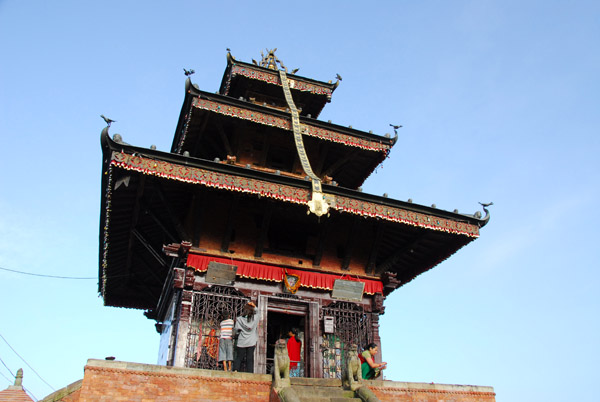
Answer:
40, 360, 495, 402
365, 379, 496, 402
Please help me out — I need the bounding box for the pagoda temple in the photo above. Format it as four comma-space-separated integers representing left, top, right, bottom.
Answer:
98, 49, 490, 379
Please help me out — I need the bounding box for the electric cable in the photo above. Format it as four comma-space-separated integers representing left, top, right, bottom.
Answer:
0, 355, 14, 378
0, 265, 134, 281
0, 332, 55, 392
0, 369, 12, 385
0, 266, 95, 280
23, 385, 38, 402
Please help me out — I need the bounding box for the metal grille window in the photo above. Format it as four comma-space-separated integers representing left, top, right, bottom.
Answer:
184, 286, 249, 369
321, 301, 372, 379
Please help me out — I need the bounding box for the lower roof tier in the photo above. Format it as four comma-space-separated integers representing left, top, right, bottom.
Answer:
100, 130, 487, 310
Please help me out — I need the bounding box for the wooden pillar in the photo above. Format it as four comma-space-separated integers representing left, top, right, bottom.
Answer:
257, 294, 269, 374
371, 313, 382, 366
173, 289, 193, 367
308, 301, 322, 378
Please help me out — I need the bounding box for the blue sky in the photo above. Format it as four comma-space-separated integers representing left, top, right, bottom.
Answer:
0, 1, 598, 401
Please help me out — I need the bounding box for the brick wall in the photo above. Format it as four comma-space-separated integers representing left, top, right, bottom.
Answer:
77, 360, 272, 402
39, 380, 82, 402
364, 379, 496, 402
43, 359, 495, 402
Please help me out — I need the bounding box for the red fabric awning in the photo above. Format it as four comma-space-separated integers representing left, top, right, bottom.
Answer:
186, 254, 383, 295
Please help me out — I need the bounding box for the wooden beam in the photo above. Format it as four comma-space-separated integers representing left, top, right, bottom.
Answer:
154, 181, 190, 242
215, 115, 233, 156
142, 202, 177, 243
323, 150, 359, 177
125, 175, 146, 280
314, 141, 330, 177
366, 221, 385, 275
375, 233, 427, 274
220, 194, 240, 253
254, 203, 273, 258
341, 218, 361, 270
192, 191, 207, 248
313, 217, 331, 267
133, 228, 167, 268
191, 112, 211, 156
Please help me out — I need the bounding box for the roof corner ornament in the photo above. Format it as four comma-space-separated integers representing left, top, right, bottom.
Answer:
100, 115, 115, 139
226, 48, 236, 63
256, 48, 299, 74
476, 202, 493, 227
183, 68, 196, 93
101, 114, 116, 128
330, 73, 342, 90
389, 124, 402, 145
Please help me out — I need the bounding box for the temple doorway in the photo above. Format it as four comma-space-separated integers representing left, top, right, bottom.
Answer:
257, 294, 312, 376
266, 310, 305, 376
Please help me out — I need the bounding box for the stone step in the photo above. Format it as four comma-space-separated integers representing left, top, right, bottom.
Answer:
298, 398, 329, 402
331, 399, 362, 402
298, 398, 361, 402
290, 377, 342, 387
293, 387, 355, 398
288, 377, 361, 401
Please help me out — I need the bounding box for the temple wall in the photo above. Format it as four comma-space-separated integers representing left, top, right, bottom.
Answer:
165, 281, 380, 376
157, 294, 178, 365
182, 190, 377, 277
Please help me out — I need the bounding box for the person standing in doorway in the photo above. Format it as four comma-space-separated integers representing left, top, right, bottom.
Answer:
218, 312, 234, 371
287, 327, 302, 376
233, 301, 259, 373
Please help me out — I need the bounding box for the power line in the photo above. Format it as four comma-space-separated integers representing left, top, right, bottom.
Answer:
0, 265, 133, 281
23, 385, 38, 402
0, 355, 15, 378
0, 266, 95, 280
0, 369, 12, 385
0, 332, 55, 392
0, 356, 39, 401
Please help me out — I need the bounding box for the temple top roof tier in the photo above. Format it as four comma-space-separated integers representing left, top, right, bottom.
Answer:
219, 50, 339, 118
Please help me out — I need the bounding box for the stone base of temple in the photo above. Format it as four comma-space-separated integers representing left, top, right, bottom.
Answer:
39, 359, 495, 402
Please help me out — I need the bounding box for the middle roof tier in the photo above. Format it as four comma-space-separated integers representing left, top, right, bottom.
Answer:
172, 84, 397, 190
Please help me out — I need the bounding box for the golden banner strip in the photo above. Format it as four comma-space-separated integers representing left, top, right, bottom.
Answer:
279, 70, 330, 216
279, 70, 322, 192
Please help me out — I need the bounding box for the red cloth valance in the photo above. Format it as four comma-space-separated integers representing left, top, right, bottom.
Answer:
186, 254, 383, 295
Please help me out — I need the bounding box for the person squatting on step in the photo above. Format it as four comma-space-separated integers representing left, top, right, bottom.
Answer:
360, 343, 387, 379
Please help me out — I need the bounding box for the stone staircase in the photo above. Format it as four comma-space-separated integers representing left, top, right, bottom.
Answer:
288, 377, 362, 402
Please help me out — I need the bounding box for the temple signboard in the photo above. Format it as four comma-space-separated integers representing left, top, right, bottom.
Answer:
331, 279, 365, 302
205, 262, 237, 286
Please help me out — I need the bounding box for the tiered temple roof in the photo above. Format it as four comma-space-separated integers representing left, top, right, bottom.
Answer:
98, 50, 489, 313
